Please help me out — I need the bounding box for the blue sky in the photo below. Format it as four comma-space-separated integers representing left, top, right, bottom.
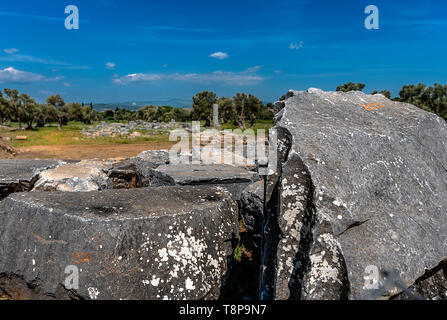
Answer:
0, 0, 446, 103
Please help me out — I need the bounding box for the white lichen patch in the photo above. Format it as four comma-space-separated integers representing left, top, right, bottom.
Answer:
88, 287, 100, 300
307, 233, 343, 292
151, 275, 160, 287
158, 248, 169, 262
185, 277, 196, 290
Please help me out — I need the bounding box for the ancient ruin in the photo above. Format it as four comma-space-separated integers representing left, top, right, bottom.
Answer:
1, 89, 447, 300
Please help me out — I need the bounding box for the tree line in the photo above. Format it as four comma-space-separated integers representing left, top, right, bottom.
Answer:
135, 91, 274, 129
2, 84, 444, 131
335, 82, 447, 120
0, 89, 96, 130
0, 89, 274, 130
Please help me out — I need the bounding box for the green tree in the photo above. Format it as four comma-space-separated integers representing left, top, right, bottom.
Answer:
336, 82, 366, 92
191, 91, 217, 126
18, 94, 38, 129
259, 102, 274, 121
81, 105, 96, 124
46, 94, 66, 130
218, 97, 236, 124
398, 84, 430, 110
66, 102, 84, 122
172, 108, 190, 122
427, 84, 447, 119
246, 94, 263, 127
4, 88, 20, 128
397, 83, 447, 120
0, 91, 10, 125
233, 93, 263, 128
114, 107, 135, 121
372, 90, 392, 99
137, 105, 157, 121
233, 93, 248, 129
156, 106, 173, 122
35, 104, 56, 127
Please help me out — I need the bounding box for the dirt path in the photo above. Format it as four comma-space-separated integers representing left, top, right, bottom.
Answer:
13, 142, 175, 160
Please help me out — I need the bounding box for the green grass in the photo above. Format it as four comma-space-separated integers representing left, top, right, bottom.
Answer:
0, 120, 273, 148
0, 122, 171, 147
221, 120, 273, 132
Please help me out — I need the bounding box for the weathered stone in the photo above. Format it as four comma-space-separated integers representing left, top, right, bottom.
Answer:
33, 160, 113, 192
135, 150, 170, 186
240, 180, 264, 237
392, 261, 447, 300
82, 121, 187, 138
145, 164, 259, 200
0, 159, 62, 200
0, 185, 239, 300
269, 88, 447, 299
106, 158, 137, 189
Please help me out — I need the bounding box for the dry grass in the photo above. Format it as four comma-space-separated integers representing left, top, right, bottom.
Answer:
0, 122, 174, 160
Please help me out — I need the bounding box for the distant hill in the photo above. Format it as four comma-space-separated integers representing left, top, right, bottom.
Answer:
93, 98, 192, 111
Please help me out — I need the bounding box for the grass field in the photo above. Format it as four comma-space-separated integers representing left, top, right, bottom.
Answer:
0, 120, 273, 160
0, 122, 171, 148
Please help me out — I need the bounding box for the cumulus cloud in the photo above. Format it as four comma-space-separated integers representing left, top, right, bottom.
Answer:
3, 48, 19, 54
106, 62, 116, 70
0, 67, 60, 83
113, 69, 262, 86
209, 52, 229, 60
63, 82, 71, 87
113, 73, 162, 84
289, 41, 304, 50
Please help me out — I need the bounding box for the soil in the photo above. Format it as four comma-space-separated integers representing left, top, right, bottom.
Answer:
0, 141, 16, 159
1, 142, 175, 160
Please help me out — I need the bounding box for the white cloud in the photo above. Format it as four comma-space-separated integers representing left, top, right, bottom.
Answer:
209, 52, 229, 60
0, 52, 89, 69
63, 82, 71, 87
113, 69, 263, 86
289, 41, 304, 50
162, 64, 168, 68
113, 73, 162, 84
245, 65, 262, 73
106, 62, 116, 70
0, 67, 61, 83
3, 48, 19, 54
274, 70, 282, 74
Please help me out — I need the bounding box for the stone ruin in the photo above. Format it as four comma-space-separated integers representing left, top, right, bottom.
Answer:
81, 120, 191, 138
1, 88, 447, 300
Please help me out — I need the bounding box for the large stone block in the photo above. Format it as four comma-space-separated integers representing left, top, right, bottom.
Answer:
265, 88, 447, 299
0, 159, 62, 200
0, 185, 239, 300
144, 164, 259, 200
33, 160, 113, 192
135, 150, 170, 186
106, 158, 137, 189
